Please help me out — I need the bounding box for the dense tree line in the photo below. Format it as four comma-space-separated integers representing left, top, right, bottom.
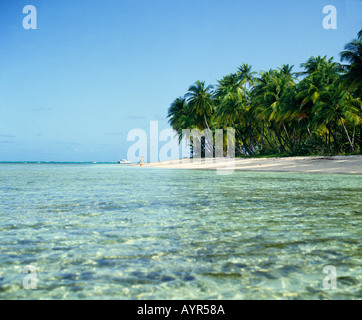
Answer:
168, 30, 362, 157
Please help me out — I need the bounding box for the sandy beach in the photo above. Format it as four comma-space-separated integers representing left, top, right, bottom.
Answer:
144, 155, 362, 174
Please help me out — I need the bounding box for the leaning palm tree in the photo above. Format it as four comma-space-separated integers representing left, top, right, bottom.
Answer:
312, 84, 361, 152
251, 69, 297, 153
185, 80, 214, 130
167, 97, 191, 142
296, 56, 345, 143
167, 97, 187, 129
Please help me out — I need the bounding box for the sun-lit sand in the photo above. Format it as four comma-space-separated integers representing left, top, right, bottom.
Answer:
143, 156, 362, 174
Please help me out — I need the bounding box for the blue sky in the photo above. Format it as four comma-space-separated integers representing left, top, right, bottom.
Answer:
0, 0, 361, 161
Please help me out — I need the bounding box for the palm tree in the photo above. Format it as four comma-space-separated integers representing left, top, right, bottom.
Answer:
167, 31, 361, 156
214, 75, 255, 155
278, 64, 298, 82
340, 29, 362, 152
340, 29, 362, 96
296, 56, 345, 149
312, 84, 360, 152
237, 63, 257, 96
167, 97, 191, 142
214, 73, 241, 102
298, 56, 326, 77
185, 80, 214, 130
251, 69, 297, 153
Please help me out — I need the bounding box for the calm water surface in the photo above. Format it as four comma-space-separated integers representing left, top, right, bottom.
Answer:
0, 164, 361, 299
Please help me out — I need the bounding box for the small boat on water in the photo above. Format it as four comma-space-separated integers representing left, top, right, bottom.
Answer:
118, 159, 131, 164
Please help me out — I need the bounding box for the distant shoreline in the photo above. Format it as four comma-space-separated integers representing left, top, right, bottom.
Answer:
144, 155, 362, 175
0, 162, 118, 164
2, 156, 362, 175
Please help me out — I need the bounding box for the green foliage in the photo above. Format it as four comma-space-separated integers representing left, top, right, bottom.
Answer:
168, 30, 362, 156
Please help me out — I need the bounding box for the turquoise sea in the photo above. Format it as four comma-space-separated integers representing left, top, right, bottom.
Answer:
0, 163, 361, 299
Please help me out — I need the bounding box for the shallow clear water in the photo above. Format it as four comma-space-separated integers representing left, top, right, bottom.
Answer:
0, 164, 361, 300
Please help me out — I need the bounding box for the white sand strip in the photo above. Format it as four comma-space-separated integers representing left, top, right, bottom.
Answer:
143, 156, 362, 174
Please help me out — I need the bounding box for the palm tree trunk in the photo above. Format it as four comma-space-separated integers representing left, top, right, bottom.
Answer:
360, 124, 362, 154
330, 126, 339, 153
340, 117, 354, 152
235, 129, 253, 156
298, 122, 304, 146
241, 137, 254, 156
260, 123, 264, 150
271, 123, 285, 152
247, 125, 257, 151
263, 133, 277, 153
270, 127, 282, 152
304, 119, 312, 140
204, 113, 210, 131
283, 123, 293, 151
